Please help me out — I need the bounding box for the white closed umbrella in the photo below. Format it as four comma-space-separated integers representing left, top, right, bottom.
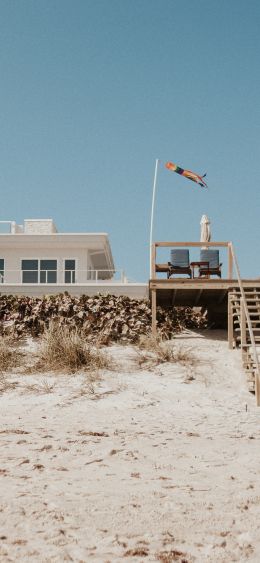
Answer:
200, 214, 211, 247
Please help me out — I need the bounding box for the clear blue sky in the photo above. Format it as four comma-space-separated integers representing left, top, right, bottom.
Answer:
1, 0, 259, 281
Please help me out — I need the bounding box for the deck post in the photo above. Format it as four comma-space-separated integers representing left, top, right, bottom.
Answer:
151, 288, 157, 335
151, 243, 156, 279
228, 243, 233, 279
228, 293, 233, 349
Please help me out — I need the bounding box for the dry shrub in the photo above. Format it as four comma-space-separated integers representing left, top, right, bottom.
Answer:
156, 549, 189, 562
37, 322, 112, 373
138, 334, 163, 351
0, 375, 17, 393
124, 548, 149, 557
75, 372, 103, 398
172, 347, 196, 367
23, 379, 56, 394
137, 335, 175, 364
0, 336, 24, 373
137, 335, 195, 367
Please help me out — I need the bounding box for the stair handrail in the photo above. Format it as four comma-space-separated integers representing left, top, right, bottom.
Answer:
229, 242, 260, 405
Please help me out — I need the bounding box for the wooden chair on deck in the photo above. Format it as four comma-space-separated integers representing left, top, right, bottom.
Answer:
167, 249, 192, 279
199, 249, 222, 278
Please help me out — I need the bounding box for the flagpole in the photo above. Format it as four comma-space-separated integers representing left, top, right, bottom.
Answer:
149, 158, 160, 278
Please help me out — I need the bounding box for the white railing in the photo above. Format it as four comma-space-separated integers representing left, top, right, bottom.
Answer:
0, 269, 127, 284
85, 269, 126, 282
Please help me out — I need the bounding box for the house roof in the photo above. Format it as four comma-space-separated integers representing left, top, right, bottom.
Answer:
0, 224, 115, 272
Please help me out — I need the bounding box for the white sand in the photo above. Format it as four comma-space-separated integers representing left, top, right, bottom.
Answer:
1, 330, 260, 562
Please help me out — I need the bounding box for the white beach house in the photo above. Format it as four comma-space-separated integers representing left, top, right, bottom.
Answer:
0, 219, 147, 298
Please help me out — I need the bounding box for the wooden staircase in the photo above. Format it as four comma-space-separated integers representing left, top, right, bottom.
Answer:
228, 288, 260, 394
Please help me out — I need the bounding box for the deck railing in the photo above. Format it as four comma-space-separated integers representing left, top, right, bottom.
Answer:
229, 243, 260, 406
151, 241, 233, 279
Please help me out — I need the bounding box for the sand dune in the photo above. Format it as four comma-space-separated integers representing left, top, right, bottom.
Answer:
0, 330, 260, 562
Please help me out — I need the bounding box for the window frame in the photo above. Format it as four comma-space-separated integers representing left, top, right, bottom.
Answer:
21, 258, 58, 284
63, 258, 77, 284
0, 258, 4, 283
40, 259, 58, 284
21, 259, 39, 284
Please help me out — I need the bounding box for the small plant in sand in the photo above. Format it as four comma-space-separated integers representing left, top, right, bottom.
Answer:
23, 379, 56, 394
0, 335, 24, 373
137, 334, 195, 368
0, 374, 17, 393
172, 347, 195, 367
76, 371, 103, 398
156, 548, 189, 563
137, 334, 175, 364
138, 334, 163, 351
37, 322, 112, 373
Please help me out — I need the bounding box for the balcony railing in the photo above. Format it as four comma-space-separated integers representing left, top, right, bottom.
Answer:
151, 241, 233, 280
0, 269, 128, 284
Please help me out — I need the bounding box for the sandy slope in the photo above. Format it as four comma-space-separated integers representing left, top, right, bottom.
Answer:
1, 330, 260, 562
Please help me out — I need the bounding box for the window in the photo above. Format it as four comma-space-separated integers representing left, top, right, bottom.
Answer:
40, 260, 57, 283
22, 260, 38, 283
0, 259, 4, 283
64, 259, 76, 283
21, 259, 57, 283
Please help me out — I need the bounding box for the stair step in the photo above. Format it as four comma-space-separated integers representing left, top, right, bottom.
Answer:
236, 340, 260, 345
230, 295, 260, 300
235, 327, 260, 336
229, 299, 257, 302
231, 304, 260, 308
233, 320, 260, 326
229, 287, 260, 393
243, 364, 256, 371
247, 370, 255, 377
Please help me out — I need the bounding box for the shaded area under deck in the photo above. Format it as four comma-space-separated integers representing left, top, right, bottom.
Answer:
149, 279, 260, 328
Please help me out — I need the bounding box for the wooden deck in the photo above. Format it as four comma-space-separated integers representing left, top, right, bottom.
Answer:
150, 241, 260, 403
149, 278, 260, 308
150, 241, 260, 332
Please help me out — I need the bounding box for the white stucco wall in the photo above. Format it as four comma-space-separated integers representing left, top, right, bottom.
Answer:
0, 283, 148, 299
0, 229, 115, 285
0, 247, 90, 284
